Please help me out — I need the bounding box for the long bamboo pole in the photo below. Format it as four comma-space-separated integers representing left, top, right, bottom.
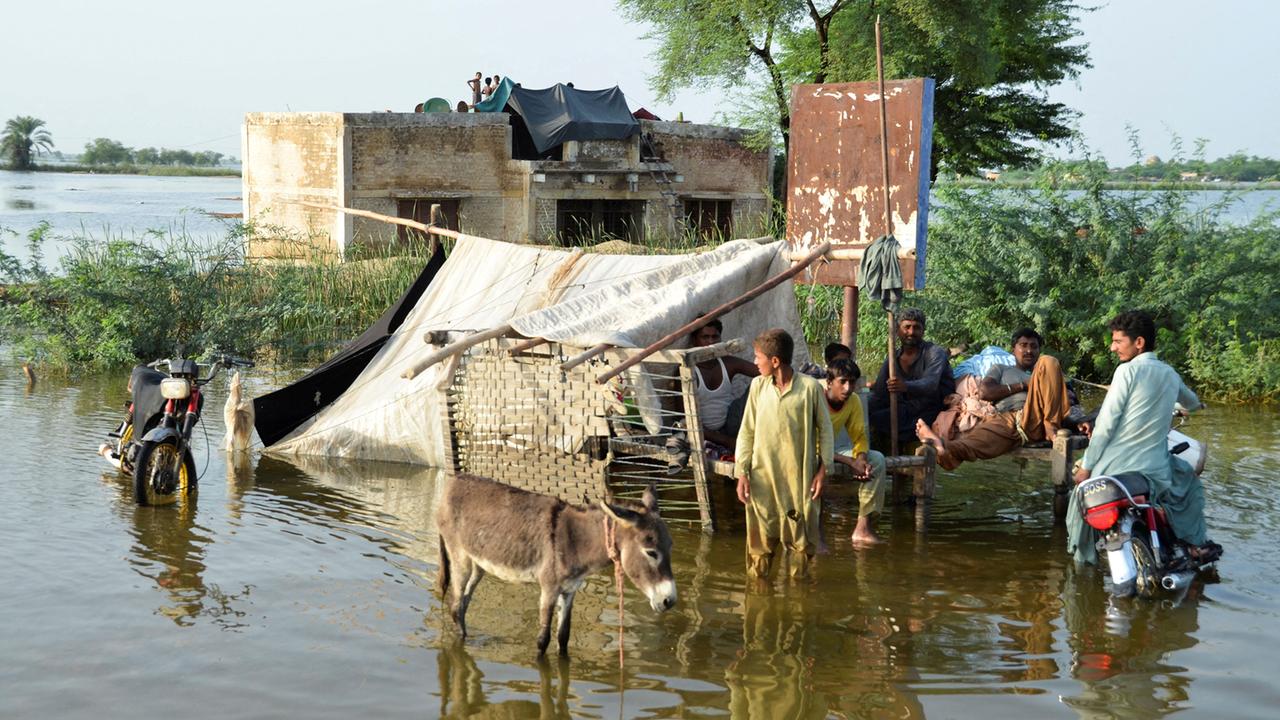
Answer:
876, 15, 900, 456
508, 337, 549, 354
560, 343, 612, 372
295, 200, 466, 241
595, 241, 832, 385
402, 323, 513, 379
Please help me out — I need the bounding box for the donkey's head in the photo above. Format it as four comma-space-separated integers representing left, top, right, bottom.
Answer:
599, 484, 676, 612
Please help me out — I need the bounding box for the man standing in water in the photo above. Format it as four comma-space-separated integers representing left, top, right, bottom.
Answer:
735, 329, 834, 579
1066, 310, 1220, 565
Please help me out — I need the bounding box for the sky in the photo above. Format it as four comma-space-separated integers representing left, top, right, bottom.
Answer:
3, 0, 1276, 166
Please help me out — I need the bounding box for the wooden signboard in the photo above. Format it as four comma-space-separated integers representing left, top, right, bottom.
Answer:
786, 78, 935, 289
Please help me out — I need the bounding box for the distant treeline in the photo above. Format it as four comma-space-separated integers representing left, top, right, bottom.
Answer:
992, 153, 1280, 184
76, 138, 230, 168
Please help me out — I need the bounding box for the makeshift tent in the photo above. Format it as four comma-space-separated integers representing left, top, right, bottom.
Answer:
253, 246, 447, 447
260, 235, 811, 468
505, 83, 639, 154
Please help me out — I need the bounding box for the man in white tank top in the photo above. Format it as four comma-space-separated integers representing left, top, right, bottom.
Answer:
690, 318, 759, 452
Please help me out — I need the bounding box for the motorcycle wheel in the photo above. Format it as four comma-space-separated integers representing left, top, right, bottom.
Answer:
133, 440, 196, 506
1132, 532, 1161, 598
118, 421, 135, 474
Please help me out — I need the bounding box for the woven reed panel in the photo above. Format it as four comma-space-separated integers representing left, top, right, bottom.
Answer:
449, 341, 610, 501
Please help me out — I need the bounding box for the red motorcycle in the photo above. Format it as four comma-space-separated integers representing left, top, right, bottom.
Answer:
1076, 426, 1222, 598
100, 354, 253, 505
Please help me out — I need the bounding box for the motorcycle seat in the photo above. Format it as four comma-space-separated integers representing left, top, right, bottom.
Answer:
129, 366, 169, 435
1080, 472, 1150, 509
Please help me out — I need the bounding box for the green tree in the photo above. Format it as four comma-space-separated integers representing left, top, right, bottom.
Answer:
619, 0, 1091, 177
81, 137, 133, 165
1, 116, 55, 170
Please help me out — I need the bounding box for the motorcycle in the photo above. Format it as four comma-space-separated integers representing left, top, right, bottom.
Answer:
99, 354, 254, 506
1075, 419, 1222, 598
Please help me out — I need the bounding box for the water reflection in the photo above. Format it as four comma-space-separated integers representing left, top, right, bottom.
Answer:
437, 642, 573, 719
1061, 563, 1207, 717
106, 472, 252, 628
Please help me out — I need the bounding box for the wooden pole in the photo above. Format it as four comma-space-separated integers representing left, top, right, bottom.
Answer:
560, 343, 611, 372
295, 200, 466, 241
876, 15, 900, 456
508, 337, 548, 354
402, 323, 513, 379
841, 285, 858, 356
427, 203, 444, 254
595, 241, 832, 385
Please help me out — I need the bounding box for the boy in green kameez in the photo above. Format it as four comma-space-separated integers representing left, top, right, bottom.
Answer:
734, 329, 834, 579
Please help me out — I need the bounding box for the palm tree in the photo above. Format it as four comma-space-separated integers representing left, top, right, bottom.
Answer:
1, 116, 55, 170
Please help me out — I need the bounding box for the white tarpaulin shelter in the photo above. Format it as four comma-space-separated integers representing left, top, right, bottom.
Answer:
266, 235, 812, 467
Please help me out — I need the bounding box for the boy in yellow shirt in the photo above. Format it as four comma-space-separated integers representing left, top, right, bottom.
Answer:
825, 358, 888, 546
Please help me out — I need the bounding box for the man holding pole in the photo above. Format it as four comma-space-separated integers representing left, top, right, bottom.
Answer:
867, 308, 955, 452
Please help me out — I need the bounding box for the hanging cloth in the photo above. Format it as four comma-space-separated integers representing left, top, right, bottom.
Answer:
857, 234, 903, 312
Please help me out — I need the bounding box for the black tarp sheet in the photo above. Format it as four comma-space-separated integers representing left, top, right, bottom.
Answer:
253, 245, 448, 447
505, 84, 639, 154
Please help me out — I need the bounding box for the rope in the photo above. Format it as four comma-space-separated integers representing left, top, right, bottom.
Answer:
603, 515, 625, 671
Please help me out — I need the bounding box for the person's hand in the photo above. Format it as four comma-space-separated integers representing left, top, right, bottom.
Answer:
835, 454, 857, 469
1079, 420, 1093, 438
886, 377, 906, 393
1073, 466, 1090, 484
810, 465, 826, 500
736, 476, 750, 504
850, 456, 871, 480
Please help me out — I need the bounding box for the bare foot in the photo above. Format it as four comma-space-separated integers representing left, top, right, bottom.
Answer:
851, 530, 884, 548
851, 516, 884, 548
914, 419, 948, 460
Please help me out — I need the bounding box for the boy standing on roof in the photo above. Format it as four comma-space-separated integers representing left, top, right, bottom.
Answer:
735, 329, 834, 579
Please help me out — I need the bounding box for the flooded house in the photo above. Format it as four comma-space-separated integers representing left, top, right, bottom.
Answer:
239, 83, 773, 257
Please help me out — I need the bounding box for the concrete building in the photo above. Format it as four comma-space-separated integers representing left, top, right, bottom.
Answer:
241, 111, 772, 258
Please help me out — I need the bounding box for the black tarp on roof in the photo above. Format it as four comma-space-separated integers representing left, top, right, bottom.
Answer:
505, 84, 639, 154
252, 244, 448, 447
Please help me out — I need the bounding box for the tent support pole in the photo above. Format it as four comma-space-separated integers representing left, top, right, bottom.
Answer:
595, 242, 832, 385
402, 323, 514, 379
508, 337, 548, 354
295, 200, 467, 241
560, 343, 612, 372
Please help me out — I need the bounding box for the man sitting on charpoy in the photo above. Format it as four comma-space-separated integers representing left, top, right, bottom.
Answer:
915, 327, 1085, 470
688, 317, 759, 457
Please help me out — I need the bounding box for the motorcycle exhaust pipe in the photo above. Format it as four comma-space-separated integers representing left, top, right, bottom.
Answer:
1161, 570, 1195, 592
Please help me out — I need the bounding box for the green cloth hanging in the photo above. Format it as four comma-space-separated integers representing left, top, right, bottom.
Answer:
857, 234, 903, 311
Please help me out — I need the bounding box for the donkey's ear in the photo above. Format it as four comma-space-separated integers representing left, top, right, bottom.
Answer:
642, 482, 659, 514
598, 499, 640, 528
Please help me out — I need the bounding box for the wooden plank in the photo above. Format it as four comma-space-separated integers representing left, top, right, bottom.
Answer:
679, 361, 715, 531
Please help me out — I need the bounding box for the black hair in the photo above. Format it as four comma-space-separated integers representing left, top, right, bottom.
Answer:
1011, 327, 1043, 347
1109, 310, 1156, 351
898, 307, 926, 327
754, 328, 794, 365
689, 315, 723, 343
823, 342, 852, 364
826, 357, 861, 382
484, 77, 492, 84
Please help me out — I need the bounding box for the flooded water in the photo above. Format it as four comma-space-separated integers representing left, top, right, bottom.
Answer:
3, 367, 1278, 718
0, 170, 241, 264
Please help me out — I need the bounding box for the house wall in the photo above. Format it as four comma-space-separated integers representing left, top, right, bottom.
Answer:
243, 112, 772, 257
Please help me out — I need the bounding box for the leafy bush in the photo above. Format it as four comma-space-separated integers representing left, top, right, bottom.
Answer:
798, 157, 1280, 401
0, 222, 431, 372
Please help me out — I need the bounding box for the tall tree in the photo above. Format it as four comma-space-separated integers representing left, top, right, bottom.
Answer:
619, 0, 1091, 177
1, 116, 55, 170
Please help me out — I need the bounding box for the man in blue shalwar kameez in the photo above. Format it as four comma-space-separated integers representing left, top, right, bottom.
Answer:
1067, 310, 1218, 565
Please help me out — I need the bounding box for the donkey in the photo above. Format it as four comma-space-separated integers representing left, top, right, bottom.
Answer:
435, 473, 677, 655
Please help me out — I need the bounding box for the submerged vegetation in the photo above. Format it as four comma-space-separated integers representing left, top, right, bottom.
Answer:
800, 158, 1280, 402
0, 222, 431, 370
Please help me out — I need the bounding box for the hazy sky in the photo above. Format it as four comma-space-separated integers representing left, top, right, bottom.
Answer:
3, 0, 1275, 165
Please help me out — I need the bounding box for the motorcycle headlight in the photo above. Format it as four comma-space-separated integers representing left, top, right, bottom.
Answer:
160, 378, 192, 400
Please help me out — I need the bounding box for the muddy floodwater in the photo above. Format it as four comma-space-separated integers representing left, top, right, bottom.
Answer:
3, 367, 1278, 719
